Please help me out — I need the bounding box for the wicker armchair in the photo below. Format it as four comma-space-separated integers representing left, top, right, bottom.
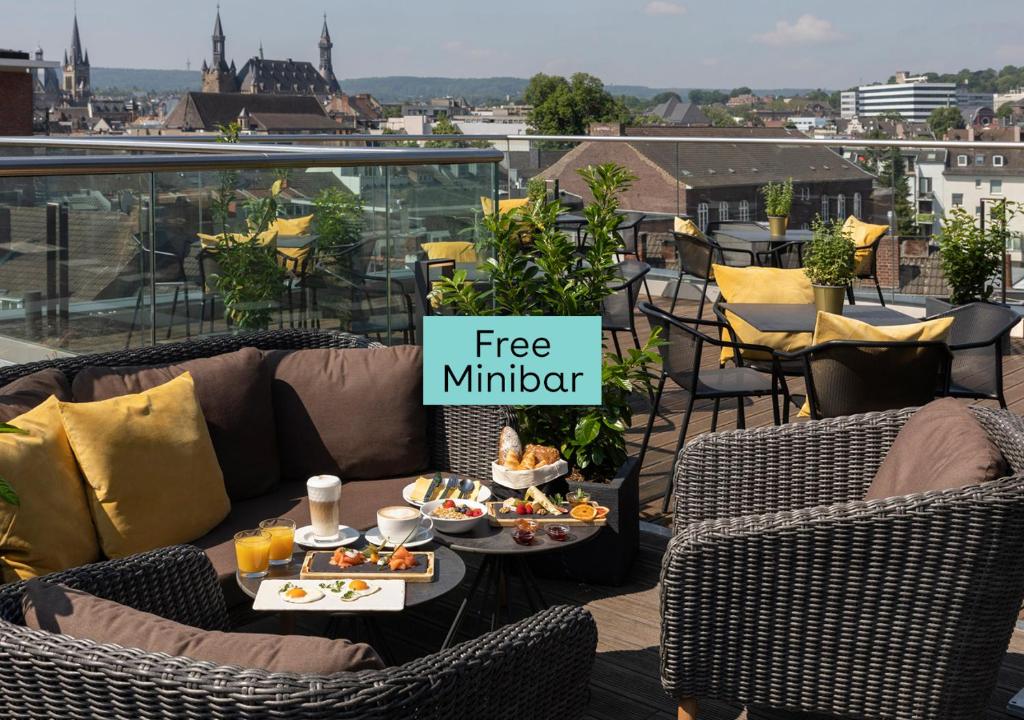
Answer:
661, 406, 1024, 720
0, 545, 598, 719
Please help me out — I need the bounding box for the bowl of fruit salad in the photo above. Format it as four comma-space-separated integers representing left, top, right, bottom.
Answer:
421, 498, 488, 534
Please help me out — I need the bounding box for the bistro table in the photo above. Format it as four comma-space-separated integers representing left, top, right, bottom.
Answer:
722, 303, 918, 334
713, 223, 813, 267
433, 520, 601, 649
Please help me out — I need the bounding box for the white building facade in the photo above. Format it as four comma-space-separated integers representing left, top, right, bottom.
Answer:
854, 79, 957, 122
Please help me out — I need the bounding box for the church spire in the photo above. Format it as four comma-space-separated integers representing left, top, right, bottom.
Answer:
320, 13, 331, 45
211, 4, 226, 69
318, 13, 339, 92
70, 11, 84, 66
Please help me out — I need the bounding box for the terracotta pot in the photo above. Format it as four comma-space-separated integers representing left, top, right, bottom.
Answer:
768, 215, 788, 237
813, 284, 846, 315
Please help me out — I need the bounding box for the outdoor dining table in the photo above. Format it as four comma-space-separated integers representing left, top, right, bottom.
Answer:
712, 224, 814, 246
555, 211, 646, 251
721, 303, 919, 334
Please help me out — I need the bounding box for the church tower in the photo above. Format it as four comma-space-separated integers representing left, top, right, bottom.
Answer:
202, 6, 238, 93
318, 14, 340, 93
62, 11, 91, 104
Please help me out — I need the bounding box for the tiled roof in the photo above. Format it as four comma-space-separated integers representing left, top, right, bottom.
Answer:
164, 92, 333, 131
236, 58, 335, 96
647, 99, 710, 126
249, 112, 341, 131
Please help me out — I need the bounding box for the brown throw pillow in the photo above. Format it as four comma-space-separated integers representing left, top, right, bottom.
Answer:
71, 348, 278, 500
23, 580, 384, 674
268, 347, 428, 483
0, 369, 71, 422
864, 398, 1009, 501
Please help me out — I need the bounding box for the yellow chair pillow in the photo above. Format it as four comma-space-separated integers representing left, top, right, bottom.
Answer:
481, 197, 530, 215
270, 214, 314, 236
673, 216, 707, 239
197, 230, 278, 250
713, 264, 814, 363
422, 241, 478, 263
799, 311, 954, 416
0, 396, 100, 582
841, 216, 888, 269
58, 373, 229, 559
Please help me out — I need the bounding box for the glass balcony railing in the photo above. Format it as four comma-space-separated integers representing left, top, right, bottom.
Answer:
0, 143, 500, 361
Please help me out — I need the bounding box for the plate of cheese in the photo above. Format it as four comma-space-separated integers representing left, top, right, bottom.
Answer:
403, 473, 491, 507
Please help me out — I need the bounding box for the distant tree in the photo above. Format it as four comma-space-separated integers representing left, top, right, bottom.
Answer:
729, 86, 753, 98
382, 105, 403, 119
701, 105, 738, 128
928, 106, 965, 138
879, 149, 915, 236
829, 90, 843, 109
379, 127, 418, 148
650, 91, 682, 105
997, 102, 1015, 119
804, 89, 831, 103
689, 89, 729, 105
525, 72, 627, 135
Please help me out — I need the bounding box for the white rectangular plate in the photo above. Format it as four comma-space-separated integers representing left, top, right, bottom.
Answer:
252, 579, 406, 612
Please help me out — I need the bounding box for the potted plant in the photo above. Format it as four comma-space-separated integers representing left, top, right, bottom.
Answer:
432, 163, 662, 585
804, 217, 856, 315
928, 202, 1019, 315
761, 178, 793, 237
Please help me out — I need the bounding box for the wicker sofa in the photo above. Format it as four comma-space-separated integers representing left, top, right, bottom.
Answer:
661, 406, 1024, 720
0, 545, 598, 719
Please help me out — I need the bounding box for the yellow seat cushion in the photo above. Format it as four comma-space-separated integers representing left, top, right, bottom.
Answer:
270, 214, 314, 236
481, 197, 530, 215
0, 397, 100, 582
422, 241, 478, 263
673, 216, 707, 239
841, 216, 888, 270
197, 230, 278, 250
713, 264, 814, 363
799, 311, 954, 416
58, 373, 230, 559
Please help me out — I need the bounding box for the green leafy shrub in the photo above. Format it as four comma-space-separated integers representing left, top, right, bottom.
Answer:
938, 203, 1017, 304
314, 187, 364, 266
761, 178, 794, 217
803, 217, 856, 286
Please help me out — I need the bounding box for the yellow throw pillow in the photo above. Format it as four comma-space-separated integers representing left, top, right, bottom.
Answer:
713, 264, 814, 363
673, 216, 707, 239
0, 397, 100, 582
197, 230, 278, 250
422, 241, 478, 263
799, 311, 954, 416
841, 216, 888, 269
58, 373, 229, 559
270, 214, 314, 236
481, 197, 530, 215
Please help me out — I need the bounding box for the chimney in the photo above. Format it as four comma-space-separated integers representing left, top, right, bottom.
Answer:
588, 122, 624, 137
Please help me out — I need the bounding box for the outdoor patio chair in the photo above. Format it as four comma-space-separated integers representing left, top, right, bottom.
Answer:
778, 339, 952, 419
662, 405, 1024, 720
638, 302, 781, 513
668, 230, 757, 317
0, 545, 598, 720
846, 234, 887, 306
125, 231, 194, 347
602, 260, 651, 357
926, 301, 1021, 407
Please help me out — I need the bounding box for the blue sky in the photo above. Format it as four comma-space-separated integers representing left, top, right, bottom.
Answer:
3, 0, 1022, 89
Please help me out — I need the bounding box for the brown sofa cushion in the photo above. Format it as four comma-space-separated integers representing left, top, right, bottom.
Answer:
23, 580, 384, 673
71, 348, 278, 501
0, 369, 71, 422
865, 398, 1009, 501
267, 347, 428, 483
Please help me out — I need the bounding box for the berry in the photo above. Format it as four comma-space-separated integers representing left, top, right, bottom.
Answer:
515, 504, 527, 515
525, 503, 534, 515
443, 499, 456, 509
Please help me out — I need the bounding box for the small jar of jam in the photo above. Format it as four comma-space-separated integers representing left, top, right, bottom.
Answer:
512, 529, 535, 546
515, 518, 540, 534
546, 525, 569, 542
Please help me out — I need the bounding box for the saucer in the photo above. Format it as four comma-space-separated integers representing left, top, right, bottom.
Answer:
364, 526, 434, 549
295, 525, 361, 549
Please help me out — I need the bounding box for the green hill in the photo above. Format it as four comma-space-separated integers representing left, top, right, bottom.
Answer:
92, 67, 200, 93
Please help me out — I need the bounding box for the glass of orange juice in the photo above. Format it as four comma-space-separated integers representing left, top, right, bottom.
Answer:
234, 529, 272, 577
258, 517, 296, 566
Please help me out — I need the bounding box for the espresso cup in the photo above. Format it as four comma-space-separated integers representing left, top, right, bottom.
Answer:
307, 475, 342, 540
377, 505, 431, 545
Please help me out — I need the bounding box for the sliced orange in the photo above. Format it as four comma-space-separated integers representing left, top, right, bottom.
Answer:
594, 506, 610, 519
570, 504, 597, 522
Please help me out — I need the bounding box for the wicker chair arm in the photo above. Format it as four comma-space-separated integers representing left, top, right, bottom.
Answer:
0, 603, 596, 720
661, 477, 1024, 719
430, 405, 515, 479
0, 545, 228, 631
672, 408, 916, 524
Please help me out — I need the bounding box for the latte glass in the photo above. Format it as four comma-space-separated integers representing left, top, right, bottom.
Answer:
307, 475, 341, 539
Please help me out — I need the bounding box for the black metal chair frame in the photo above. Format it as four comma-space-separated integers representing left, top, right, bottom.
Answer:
846, 235, 886, 306
638, 302, 782, 512
125, 233, 194, 348
603, 261, 651, 358
668, 231, 758, 318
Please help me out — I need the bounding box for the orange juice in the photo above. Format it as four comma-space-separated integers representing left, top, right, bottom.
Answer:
259, 518, 296, 565
234, 530, 271, 577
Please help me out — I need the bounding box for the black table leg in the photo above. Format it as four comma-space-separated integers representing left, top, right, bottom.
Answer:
442, 555, 492, 649
517, 556, 549, 611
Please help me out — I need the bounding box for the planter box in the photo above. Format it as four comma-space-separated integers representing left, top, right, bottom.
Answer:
528, 456, 640, 586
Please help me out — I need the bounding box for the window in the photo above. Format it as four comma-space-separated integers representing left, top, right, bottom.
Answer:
799, 186, 810, 202
738, 200, 750, 222
820, 194, 829, 221
697, 203, 709, 231
718, 201, 729, 222
975, 154, 985, 166
993, 155, 1005, 167
957, 155, 968, 167
952, 193, 964, 207
837, 194, 846, 218
919, 177, 932, 194
853, 192, 862, 217
991, 179, 1004, 195
976, 179, 983, 189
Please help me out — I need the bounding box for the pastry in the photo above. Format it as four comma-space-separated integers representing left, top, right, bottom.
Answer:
497, 426, 523, 466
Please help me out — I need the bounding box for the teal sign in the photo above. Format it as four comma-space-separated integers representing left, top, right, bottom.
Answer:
422, 316, 602, 405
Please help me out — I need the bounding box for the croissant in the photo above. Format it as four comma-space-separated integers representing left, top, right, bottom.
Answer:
527, 444, 560, 467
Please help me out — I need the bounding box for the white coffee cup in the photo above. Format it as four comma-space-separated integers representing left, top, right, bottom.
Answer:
376, 505, 431, 545
307, 475, 342, 540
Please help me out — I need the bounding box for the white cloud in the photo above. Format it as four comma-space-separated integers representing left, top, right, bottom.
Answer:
754, 14, 841, 46
644, 1, 686, 16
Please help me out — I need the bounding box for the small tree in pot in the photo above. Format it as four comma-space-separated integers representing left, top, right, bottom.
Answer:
937, 203, 1018, 306
761, 177, 793, 237
804, 217, 856, 315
